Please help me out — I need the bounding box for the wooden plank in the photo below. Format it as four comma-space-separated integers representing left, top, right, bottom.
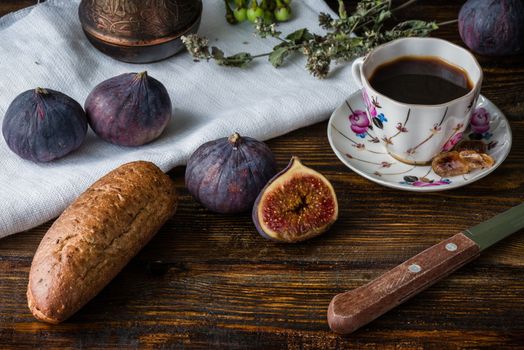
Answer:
0, 1, 38, 17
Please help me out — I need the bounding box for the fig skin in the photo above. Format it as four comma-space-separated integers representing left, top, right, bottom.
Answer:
252, 156, 338, 243
458, 0, 524, 56
85, 71, 172, 146
185, 132, 277, 214
2, 88, 87, 162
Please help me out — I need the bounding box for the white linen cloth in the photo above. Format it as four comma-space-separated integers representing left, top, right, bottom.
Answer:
0, 0, 357, 238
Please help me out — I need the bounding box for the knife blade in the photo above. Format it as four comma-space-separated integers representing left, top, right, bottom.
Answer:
464, 203, 524, 251
327, 203, 524, 334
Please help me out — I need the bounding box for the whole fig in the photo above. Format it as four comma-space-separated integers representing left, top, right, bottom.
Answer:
2, 88, 87, 162
185, 132, 277, 214
253, 156, 338, 243
459, 0, 524, 55
85, 71, 172, 146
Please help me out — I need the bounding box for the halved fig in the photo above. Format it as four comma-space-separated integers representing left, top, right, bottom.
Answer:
432, 151, 470, 177
252, 156, 338, 243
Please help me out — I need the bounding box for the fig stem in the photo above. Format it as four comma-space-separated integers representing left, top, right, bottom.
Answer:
35, 87, 48, 95
392, 0, 417, 12
228, 132, 242, 147
290, 155, 301, 164
135, 71, 148, 80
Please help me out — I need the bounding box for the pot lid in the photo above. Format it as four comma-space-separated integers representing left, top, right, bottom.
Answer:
78, 0, 202, 46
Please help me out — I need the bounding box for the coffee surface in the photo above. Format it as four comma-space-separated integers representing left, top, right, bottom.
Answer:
369, 56, 472, 105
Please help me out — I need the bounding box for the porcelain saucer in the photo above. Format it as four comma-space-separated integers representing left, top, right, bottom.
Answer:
327, 91, 512, 192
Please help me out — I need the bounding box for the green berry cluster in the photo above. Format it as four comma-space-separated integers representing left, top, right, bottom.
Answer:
224, 0, 292, 24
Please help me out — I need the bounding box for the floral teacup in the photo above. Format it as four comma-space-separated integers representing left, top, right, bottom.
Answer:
352, 37, 483, 164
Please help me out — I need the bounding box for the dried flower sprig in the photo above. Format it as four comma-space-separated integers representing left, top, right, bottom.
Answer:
182, 0, 442, 79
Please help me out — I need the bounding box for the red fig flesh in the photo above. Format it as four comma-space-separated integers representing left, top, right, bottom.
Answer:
252, 156, 338, 243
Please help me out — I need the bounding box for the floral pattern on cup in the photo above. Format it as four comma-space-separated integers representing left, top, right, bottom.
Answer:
404, 109, 449, 156
396, 122, 408, 133
349, 110, 370, 138
469, 108, 492, 140
440, 122, 465, 151
442, 132, 463, 152
371, 113, 387, 130
470, 108, 490, 133
362, 90, 377, 117
362, 90, 389, 131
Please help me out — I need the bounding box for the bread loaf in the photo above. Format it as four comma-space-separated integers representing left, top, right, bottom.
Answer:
27, 161, 177, 324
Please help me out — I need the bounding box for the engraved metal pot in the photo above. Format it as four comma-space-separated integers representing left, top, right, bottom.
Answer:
78, 0, 202, 63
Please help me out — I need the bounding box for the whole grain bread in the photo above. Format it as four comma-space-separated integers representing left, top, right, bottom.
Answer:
27, 161, 177, 324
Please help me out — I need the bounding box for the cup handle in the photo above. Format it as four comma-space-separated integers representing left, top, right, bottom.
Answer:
351, 57, 365, 88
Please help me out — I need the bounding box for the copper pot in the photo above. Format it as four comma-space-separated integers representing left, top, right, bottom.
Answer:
78, 0, 203, 63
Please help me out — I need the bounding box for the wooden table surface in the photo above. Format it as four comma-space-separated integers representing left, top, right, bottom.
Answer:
1, 1, 523, 349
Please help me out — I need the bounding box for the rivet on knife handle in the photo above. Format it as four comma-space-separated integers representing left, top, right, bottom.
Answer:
327, 232, 480, 334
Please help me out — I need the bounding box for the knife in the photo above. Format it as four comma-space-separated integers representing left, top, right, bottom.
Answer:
327, 203, 524, 334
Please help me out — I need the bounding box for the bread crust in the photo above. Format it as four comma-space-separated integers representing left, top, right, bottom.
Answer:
27, 161, 177, 323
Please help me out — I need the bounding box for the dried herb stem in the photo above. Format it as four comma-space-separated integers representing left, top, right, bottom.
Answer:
436, 19, 459, 26
182, 0, 443, 79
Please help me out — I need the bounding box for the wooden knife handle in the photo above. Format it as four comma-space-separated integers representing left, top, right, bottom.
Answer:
327, 232, 481, 334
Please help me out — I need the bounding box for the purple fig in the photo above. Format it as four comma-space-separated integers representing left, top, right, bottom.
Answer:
2, 88, 87, 162
459, 0, 524, 55
185, 132, 277, 214
85, 72, 172, 146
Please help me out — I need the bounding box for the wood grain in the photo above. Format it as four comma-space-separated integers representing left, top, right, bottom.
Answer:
1, 1, 524, 349
0, 1, 36, 16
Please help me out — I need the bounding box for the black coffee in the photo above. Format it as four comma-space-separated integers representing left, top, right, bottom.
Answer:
369, 56, 472, 105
